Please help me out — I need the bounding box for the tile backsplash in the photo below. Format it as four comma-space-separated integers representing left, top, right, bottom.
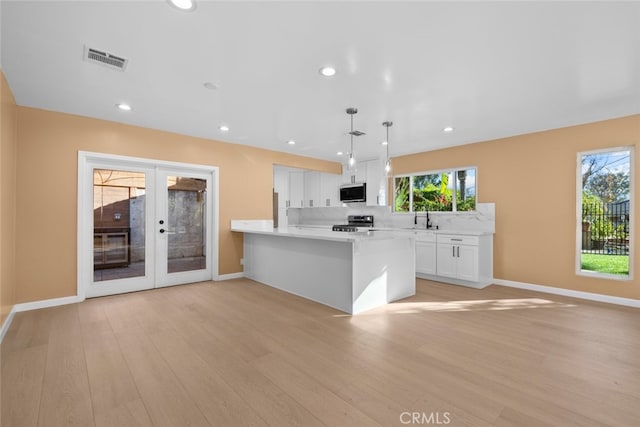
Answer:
288, 203, 495, 233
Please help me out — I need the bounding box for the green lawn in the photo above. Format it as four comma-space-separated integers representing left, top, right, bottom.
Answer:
581, 254, 629, 275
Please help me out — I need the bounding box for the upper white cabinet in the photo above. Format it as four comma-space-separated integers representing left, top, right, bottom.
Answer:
276, 166, 342, 209
273, 168, 290, 227
320, 173, 340, 207
340, 160, 387, 206
303, 171, 321, 207
304, 171, 341, 207
289, 171, 305, 208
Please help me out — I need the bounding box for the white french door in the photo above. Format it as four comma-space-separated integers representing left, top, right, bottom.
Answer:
78, 152, 218, 298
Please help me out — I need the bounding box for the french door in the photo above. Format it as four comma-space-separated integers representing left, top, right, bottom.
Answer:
78, 152, 218, 298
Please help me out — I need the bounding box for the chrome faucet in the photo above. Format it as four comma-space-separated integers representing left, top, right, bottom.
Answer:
426, 211, 432, 229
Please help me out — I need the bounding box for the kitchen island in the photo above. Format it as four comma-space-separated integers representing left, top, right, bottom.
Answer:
231, 220, 415, 314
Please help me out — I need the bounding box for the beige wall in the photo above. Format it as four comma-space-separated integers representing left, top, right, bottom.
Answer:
15, 106, 340, 303
5, 65, 640, 304
393, 115, 640, 300
1, 70, 18, 323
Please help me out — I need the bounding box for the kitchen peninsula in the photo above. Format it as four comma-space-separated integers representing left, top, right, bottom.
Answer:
231, 220, 415, 314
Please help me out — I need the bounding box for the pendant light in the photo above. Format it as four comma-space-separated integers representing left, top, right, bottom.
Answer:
383, 121, 393, 175
346, 107, 364, 171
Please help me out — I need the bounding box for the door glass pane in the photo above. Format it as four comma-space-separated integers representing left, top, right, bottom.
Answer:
167, 176, 207, 273
93, 169, 146, 281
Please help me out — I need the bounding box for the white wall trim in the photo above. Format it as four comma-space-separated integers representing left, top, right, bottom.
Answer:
0, 295, 85, 344
493, 278, 640, 308
215, 272, 245, 281
14, 295, 84, 312
0, 307, 17, 344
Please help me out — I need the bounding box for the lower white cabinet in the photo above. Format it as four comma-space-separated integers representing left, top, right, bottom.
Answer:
416, 232, 493, 289
415, 232, 437, 275
436, 238, 479, 282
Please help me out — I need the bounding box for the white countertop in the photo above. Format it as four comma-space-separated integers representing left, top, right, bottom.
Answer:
231, 221, 406, 243
383, 227, 493, 236
231, 220, 493, 239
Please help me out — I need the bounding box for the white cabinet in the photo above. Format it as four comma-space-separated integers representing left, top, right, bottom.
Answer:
415, 232, 437, 275
289, 171, 304, 208
273, 168, 290, 227
278, 168, 340, 209
343, 159, 387, 206
436, 241, 478, 281
303, 171, 321, 207
415, 232, 493, 289
436, 234, 485, 284
320, 173, 340, 207
365, 159, 387, 206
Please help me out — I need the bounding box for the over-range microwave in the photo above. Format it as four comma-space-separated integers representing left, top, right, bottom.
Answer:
340, 183, 366, 203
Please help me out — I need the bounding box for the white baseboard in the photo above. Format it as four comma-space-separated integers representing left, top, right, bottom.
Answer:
0, 306, 17, 344
493, 278, 640, 308
215, 272, 245, 281
13, 295, 84, 313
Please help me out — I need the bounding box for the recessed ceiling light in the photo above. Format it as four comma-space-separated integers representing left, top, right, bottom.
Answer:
319, 66, 336, 77
203, 82, 218, 90
443, 126, 454, 133
287, 140, 296, 145
219, 125, 229, 132
337, 151, 343, 156
381, 141, 388, 146
168, 0, 197, 12
116, 103, 132, 111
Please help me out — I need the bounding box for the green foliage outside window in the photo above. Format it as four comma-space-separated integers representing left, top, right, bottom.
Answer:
394, 168, 476, 212
413, 173, 452, 212
394, 176, 410, 212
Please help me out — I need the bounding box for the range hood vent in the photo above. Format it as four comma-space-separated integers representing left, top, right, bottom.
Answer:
83, 46, 128, 71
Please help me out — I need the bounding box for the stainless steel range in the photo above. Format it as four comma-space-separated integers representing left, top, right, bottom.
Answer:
332, 215, 374, 232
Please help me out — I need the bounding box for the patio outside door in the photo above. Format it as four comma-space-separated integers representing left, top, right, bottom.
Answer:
79, 152, 217, 298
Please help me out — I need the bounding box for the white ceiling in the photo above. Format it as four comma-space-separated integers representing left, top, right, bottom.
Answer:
2, 1, 639, 163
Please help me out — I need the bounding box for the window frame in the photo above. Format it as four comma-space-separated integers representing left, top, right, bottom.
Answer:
392, 166, 478, 213
575, 146, 634, 281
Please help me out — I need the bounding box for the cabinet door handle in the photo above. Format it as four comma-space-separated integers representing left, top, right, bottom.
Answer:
457, 246, 460, 258
451, 238, 463, 242
452, 246, 455, 257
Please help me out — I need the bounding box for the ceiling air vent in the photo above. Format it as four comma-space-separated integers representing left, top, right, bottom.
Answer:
83, 46, 128, 71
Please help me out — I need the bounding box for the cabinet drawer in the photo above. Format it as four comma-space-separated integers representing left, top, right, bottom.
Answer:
437, 234, 479, 246
414, 231, 436, 242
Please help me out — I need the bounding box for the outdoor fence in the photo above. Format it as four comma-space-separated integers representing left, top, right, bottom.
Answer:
581, 201, 629, 255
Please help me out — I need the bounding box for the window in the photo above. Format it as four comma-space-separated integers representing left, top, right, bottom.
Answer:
394, 167, 476, 212
578, 147, 633, 279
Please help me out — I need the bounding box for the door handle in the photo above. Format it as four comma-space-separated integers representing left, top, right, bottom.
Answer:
159, 229, 166, 233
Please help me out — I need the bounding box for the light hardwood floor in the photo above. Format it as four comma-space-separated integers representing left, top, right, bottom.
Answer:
2, 278, 639, 426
